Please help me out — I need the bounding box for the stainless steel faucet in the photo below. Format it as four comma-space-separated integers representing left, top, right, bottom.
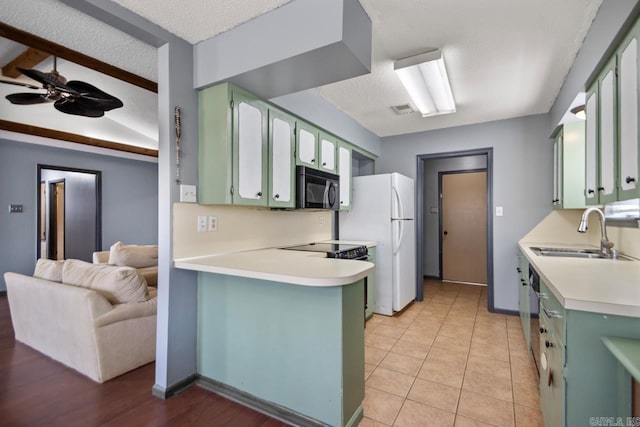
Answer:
577, 207, 614, 257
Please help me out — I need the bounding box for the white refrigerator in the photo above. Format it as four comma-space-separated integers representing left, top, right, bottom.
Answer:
340, 173, 416, 316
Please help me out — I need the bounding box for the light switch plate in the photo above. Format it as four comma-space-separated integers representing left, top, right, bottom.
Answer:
496, 206, 504, 216
180, 185, 197, 203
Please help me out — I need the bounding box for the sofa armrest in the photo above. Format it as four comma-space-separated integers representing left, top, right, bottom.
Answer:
93, 251, 110, 264
94, 296, 157, 327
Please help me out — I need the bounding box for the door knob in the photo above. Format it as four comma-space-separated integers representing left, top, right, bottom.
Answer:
626, 176, 636, 184
597, 187, 605, 192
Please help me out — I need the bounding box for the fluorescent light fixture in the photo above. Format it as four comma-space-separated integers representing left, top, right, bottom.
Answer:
570, 105, 586, 120
394, 49, 456, 117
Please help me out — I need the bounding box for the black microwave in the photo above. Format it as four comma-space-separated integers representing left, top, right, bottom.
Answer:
296, 166, 340, 210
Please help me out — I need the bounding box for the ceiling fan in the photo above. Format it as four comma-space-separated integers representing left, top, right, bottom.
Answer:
0, 57, 123, 118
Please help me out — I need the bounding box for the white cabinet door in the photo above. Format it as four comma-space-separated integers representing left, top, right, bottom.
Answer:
237, 101, 265, 201
297, 124, 317, 167
585, 89, 598, 204
320, 136, 336, 173
338, 144, 352, 210
599, 61, 617, 203
552, 131, 562, 208
619, 35, 639, 196
269, 111, 295, 207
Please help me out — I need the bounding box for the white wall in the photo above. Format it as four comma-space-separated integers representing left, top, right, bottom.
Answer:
379, 114, 552, 312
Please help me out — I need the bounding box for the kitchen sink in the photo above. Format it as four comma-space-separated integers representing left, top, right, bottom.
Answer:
530, 246, 633, 261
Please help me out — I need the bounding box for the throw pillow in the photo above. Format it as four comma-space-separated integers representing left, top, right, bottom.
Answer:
62, 259, 148, 304
108, 241, 158, 268
33, 258, 65, 282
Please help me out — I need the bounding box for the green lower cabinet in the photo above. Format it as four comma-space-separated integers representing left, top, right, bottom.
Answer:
538, 281, 640, 426
517, 254, 530, 349
197, 272, 364, 427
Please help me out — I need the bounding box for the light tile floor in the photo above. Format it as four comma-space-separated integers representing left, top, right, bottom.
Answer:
360, 279, 543, 427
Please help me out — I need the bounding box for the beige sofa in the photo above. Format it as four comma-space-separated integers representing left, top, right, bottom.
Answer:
93, 242, 158, 286
4, 259, 157, 383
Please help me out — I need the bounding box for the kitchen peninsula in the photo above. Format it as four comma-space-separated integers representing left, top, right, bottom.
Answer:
173, 203, 374, 427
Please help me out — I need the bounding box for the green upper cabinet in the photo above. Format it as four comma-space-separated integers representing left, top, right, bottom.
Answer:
296, 121, 320, 168
268, 108, 296, 208
584, 16, 640, 205
553, 121, 586, 209
318, 132, 338, 174
199, 83, 268, 207
338, 141, 352, 211
232, 91, 269, 206
585, 84, 599, 205
598, 55, 618, 204
617, 18, 640, 201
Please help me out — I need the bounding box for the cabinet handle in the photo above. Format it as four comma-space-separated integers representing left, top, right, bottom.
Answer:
545, 340, 553, 348
516, 267, 521, 273
311, 158, 315, 164
542, 307, 562, 319
520, 279, 527, 286
587, 188, 595, 195
597, 186, 605, 192
539, 327, 547, 334
256, 192, 262, 198
626, 176, 636, 184
274, 194, 280, 199
552, 199, 559, 203
340, 201, 344, 204
322, 162, 327, 166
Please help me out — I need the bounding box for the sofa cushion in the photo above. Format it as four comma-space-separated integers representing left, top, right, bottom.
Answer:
62, 259, 148, 304
108, 242, 158, 268
33, 259, 65, 282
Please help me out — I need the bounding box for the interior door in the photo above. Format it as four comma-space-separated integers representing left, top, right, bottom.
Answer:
441, 171, 487, 284
49, 180, 65, 261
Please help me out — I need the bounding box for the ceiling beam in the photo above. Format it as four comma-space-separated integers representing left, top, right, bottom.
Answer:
0, 22, 157, 93
2, 47, 50, 78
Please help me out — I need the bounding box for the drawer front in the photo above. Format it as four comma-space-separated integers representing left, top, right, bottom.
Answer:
540, 281, 565, 343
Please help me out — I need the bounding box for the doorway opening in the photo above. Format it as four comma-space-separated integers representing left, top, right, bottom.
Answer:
416, 148, 494, 311
37, 165, 102, 262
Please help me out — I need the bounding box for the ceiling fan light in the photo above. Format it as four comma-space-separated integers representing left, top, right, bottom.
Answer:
394, 49, 456, 118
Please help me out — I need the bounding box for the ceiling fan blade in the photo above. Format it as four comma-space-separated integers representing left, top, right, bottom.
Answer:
16, 67, 79, 95
0, 79, 42, 90
6, 92, 51, 105
54, 98, 105, 118
65, 80, 124, 111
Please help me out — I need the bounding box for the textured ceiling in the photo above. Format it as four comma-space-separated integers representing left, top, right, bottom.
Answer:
317, 0, 603, 137
2, 0, 607, 146
1, 0, 158, 81
112, 0, 292, 44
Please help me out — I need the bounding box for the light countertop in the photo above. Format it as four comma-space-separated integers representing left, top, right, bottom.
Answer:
321, 240, 377, 248
175, 248, 374, 287
519, 241, 640, 317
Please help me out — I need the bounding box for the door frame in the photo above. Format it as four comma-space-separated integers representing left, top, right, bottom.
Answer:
438, 169, 488, 284
416, 148, 495, 311
36, 164, 102, 260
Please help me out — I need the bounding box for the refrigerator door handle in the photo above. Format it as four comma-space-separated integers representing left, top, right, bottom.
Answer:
392, 186, 404, 220
393, 219, 404, 254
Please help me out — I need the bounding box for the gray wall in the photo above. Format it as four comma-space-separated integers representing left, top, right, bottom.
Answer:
0, 138, 158, 291
379, 114, 552, 312
422, 155, 487, 277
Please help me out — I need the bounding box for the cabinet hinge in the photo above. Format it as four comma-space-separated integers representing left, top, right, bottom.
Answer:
230, 100, 234, 109
230, 185, 234, 195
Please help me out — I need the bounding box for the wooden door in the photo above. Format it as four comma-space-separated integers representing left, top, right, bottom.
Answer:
441, 171, 487, 284
49, 181, 65, 260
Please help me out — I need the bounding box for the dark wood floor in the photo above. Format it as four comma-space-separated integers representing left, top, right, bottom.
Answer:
0, 295, 289, 426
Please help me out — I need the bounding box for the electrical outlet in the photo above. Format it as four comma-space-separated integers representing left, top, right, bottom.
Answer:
180, 185, 197, 203
208, 216, 218, 231
197, 215, 207, 232
9, 204, 23, 213
319, 215, 324, 225
496, 206, 504, 217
